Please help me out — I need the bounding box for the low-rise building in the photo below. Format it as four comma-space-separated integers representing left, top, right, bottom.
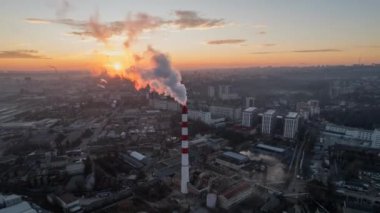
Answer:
56, 193, 83, 213
188, 109, 225, 127
209, 105, 241, 121
322, 122, 380, 148
218, 181, 253, 209
216, 151, 250, 170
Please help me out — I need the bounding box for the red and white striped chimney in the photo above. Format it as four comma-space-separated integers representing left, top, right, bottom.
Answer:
181, 104, 189, 194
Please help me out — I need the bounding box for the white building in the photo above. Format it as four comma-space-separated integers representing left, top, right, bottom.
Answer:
283, 112, 299, 139
371, 129, 380, 148
209, 105, 241, 121
325, 123, 373, 141
322, 123, 380, 148
297, 100, 320, 119
262, 109, 276, 135
307, 100, 320, 117
188, 109, 225, 127
218, 85, 240, 100
241, 107, 257, 127
208, 86, 216, 98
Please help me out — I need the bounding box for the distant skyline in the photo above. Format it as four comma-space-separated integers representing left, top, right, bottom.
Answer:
0, 0, 380, 71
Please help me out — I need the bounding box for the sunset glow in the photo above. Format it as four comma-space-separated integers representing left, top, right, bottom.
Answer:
0, 0, 379, 71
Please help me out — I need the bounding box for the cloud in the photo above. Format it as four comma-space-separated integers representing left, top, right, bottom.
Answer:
0, 50, 50, 59
56, 0, 71, 18
25, 18, 51, 24
123, 13, 165, 47
207, 39, 245, 45
293, 49, 342, 53
257, 31, 267, 35
262, 43, 276, 47
253, 24, 267, 29
251, 51, 279, 55
171, 10, 225, 29
27, 11, 224, 47
357, 45, 380, 49
251, 48, 343, 55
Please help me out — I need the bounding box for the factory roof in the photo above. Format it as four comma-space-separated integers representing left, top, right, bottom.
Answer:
286, 112, 299, 119
57, 193, 78, 204
255, 143, 285, 153
221, 181, 251, 199
130, 151, 146, 161
0, 201, 36, 213
222, 151, 249, 162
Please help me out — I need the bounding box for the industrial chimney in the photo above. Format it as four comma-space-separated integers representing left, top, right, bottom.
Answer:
181, 104, 189, 194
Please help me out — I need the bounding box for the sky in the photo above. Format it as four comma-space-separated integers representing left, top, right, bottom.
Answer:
0, 0, 380, 71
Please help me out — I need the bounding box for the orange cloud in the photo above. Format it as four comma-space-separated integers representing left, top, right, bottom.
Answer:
25, 18, 51, 24
207, 39, 245, 45
171, 10, 225, 29
0, 50, 50, 59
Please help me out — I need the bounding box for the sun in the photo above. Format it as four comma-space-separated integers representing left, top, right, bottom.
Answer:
113, 62, 122, 71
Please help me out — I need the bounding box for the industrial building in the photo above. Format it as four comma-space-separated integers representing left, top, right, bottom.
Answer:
251, 143, 287, 157
0, 194, 42, 213
322, 122, 380, 148
218, 181, 253, 209
216, 151, 250, 170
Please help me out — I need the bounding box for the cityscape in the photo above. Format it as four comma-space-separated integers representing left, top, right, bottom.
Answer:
1, 1, 380, 213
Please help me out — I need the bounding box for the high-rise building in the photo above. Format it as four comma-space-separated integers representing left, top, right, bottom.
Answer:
241, 107, 257, 127
218, 85, 230, 98
245, 97, 255, 108
262, 109, 276, 135
217, 85, 239, 100
208, 86, 215, 98
297, 99, 320, 120
283, 112, 299, 139
307, 100, 320, 117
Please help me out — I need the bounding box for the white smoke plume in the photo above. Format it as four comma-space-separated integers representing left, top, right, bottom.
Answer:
111, 47, 187, 105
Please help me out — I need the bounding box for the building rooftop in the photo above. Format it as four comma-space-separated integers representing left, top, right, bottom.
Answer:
244, 107, 257, 112
264, 109, 276, 115
0, 201, 36, 213
222, 151, 249, 162
57, 193, 78, 204
221, 181, 251, 199
255, 143, 286, 153
286, 112, 299, 119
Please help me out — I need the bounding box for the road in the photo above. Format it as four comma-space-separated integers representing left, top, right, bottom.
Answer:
286, 130, 310, 196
